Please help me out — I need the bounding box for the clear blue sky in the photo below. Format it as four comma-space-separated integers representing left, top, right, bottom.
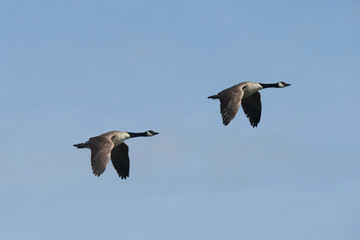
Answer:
1, 0, 359, 239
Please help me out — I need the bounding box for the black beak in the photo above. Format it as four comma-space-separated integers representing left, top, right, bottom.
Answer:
285, 83, 291, 87
152, 131, 159, 135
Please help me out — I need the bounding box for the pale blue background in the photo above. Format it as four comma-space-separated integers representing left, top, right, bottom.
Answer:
1, 0, 359, 239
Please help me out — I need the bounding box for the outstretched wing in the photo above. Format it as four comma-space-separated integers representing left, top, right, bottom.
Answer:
111, 143, 130, 179
89, 136, 114, 176
218, 85, 244, 125
241, 91, 262, 127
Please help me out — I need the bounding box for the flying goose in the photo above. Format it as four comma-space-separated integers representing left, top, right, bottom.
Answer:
73, 130, 159, 179
208, 81, 291, 127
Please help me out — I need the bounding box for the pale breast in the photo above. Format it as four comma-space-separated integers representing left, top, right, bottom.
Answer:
111, 132, 131, 146
243, 82, 262, 99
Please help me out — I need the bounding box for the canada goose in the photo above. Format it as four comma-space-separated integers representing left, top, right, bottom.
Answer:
73, 130, 159, 179
208, 81, 291, 127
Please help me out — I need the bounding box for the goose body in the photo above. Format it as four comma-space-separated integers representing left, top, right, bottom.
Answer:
208, 81, 290, 127
73, 130, 159, 179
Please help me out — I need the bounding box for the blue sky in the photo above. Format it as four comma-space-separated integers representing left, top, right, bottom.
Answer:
1, 0, 359, 239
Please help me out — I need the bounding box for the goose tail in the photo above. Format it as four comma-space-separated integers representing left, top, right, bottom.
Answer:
208, 94, 218, 99
73, 141, 89, 149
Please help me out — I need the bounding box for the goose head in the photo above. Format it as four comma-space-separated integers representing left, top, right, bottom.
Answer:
278, 82, 291, 88
147, 130, 159, 136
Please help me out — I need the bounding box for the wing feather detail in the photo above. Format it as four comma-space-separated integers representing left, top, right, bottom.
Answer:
89, 136, 114, 176
217, 85, 244, 125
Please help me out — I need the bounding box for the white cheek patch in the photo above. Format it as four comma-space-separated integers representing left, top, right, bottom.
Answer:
278, 82, 285, 88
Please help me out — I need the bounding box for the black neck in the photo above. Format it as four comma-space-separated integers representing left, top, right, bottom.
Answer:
259, 83, 279, 88
128, 132, 148, 138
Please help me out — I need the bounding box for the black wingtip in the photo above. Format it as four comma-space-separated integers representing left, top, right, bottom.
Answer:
251, 122, 259, 128
120, 174, 129, 180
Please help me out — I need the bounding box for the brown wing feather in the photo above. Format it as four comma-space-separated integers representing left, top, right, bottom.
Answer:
89, 136, 114, 176
217, 85, 244, 125
241, 91, 262, 127
111, 143, 130, 179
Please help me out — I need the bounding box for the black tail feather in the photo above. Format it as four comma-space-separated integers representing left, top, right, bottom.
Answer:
208, 94, 218, 99
73, 142, 88, 148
